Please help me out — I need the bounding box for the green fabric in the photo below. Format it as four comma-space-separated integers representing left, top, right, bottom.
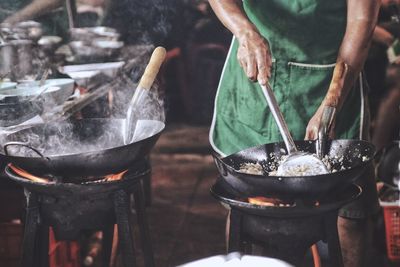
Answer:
212, 0, 361, 156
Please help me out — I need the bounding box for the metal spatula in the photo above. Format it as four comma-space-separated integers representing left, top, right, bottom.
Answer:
123, 47, 166, 144
260, 83, 329, 176
260, 61, 346, 176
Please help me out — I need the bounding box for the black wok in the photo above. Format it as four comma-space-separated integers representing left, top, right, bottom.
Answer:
210, 178, 362, 217
0, 98, 44, 127
213, 140, 375, 198
0, 118, 164, 181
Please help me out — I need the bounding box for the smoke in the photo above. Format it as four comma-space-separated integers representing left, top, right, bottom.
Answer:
2, 118, 164, 157
103, 0, 178, 46
0, 9, 168, 159
1, 47, 166, 158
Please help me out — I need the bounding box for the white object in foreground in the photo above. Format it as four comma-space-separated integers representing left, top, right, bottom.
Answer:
178, 253, 294, 267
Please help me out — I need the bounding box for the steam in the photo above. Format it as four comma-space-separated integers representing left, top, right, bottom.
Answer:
0, 24, 166, 159
2, 117, 163, 158
1, 66, 166, 158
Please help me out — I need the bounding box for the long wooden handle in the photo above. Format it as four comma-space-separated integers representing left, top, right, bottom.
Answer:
324, 61, 348, 107
138, 46, 167, 90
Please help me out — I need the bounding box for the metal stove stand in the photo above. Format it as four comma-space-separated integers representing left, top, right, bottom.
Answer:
211, 179, 362, 267
5, 164, 155, 267
228, 208, 342, 266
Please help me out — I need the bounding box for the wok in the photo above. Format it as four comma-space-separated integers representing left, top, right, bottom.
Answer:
0, 98, 44, 127
213, 139, 375, 198
210, 178, 362, 217
0, 118, 164, 181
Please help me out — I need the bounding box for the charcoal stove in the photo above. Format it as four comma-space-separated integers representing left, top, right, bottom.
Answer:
211, 178, 362, 267
4, 159, 154, 267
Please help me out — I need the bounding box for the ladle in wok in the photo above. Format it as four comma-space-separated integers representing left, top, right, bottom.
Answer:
259, 62, 347, 176
260, 83, 328, 176
124, 46, 166, 144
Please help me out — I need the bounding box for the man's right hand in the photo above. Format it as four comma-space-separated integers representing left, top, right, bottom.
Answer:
237, 31, 272, 85
208, 0, 272, 85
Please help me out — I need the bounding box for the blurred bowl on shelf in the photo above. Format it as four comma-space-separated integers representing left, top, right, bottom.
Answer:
1, 78, 74, 106
69, 39, 123, 62
0, 82, 17, 91
70, 27, 120, 42
38, 36, 62, 53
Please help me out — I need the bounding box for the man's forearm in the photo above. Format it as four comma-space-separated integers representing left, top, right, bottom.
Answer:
3, 0, 64, 24
328, 0, 380, 110
208, 0, 258, 40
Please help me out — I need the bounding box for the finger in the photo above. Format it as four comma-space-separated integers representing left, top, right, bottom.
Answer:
246, 54, 257, 82
256, 51, 272, 85
238, 57, 245, 69
237, 48, 247, 69
304, 125, 318, 140
237, 54, 247, 74
240, 59, 248, 76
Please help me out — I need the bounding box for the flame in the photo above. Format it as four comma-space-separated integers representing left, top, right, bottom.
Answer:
8, 163, 128, 183
103, 170, 128, 182
8, 163, 50, 183
248, 196, 320, 207
248, 196, 293, 207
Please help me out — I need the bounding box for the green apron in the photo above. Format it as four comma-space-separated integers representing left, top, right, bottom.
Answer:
210, 0, 364, 156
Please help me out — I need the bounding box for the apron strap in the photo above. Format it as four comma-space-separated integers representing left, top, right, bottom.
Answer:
359, 71, 370, 141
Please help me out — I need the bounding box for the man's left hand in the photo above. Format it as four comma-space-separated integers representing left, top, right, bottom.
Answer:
304, 104, 336, 140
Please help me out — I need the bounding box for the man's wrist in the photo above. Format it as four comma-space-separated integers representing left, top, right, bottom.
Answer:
235, 26, 261, 43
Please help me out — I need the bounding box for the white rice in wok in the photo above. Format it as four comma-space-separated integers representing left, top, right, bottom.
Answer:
239, 162, 264, 175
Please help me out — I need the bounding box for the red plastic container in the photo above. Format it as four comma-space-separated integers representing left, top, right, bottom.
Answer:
380, 189, 400, 262
383, 206, 400, 261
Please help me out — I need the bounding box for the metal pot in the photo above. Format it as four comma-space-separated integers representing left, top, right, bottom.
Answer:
16, 21, 43, 41
0, 43, 14, 78
0, 40, 33, 81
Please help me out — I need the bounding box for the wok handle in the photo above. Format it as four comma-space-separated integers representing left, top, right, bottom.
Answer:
324, 61, 348, 108
212, 152, 228, 176
316, 106, 335, 159
3, 142, 49, 160
138, 46, 167, 90
316, 62, 346, 158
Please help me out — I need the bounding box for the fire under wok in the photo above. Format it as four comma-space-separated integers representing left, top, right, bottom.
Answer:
213, 140, 375, 198
0, 118, 164, 181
